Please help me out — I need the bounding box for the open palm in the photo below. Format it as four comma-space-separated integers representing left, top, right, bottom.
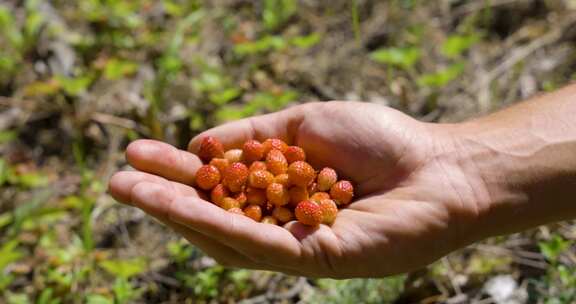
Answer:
109, 102, 481, 278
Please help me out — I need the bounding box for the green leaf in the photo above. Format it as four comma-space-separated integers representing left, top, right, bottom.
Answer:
56, 75, 93, 96
103, 59, 138, 80
417, 63, 464, 88
209, 87, 242, 105
99, 258, 147, 279
0, 240, 23, 272
539, 235, 571, 262
85, 294, 113, 304
263, 0, 297, 31
0, 130, 17, 144
370, 47, 421, 69
441, 33, 480, 58
291, 33, 321, 48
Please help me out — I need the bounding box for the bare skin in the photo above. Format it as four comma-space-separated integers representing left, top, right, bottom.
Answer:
108, 84, 576, 278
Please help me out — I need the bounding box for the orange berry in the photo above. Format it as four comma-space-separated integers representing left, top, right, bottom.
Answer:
244, 204, 262, 221
228, 207, 244, 215
272, 206, 294, 223
263, 138, 288, 155
310, 192, 330, 203
261, 216, 278, 225
284, 146, 306, 163
234, 192, 247, 208
198, 136, 224, 162
242, 140, 265, 163
307, 182, 318, 194
318, 199, 338, 224
211, 184, 229, 205
330, 180, 354, 205
317, 167, 337, 191
248, 170, 274, 189
287, 161, 315, 187
266, 183, 289, 206
224, 149, 243, 163
289, 187, 309, 205
223, 162, 249, 192
195, 165, 221, 190
274, 174, 290, 187
209, 158, 230, 174
221, 197, 240, 210
246, 187, 266, 205
295, 200, 323, 226
266, 149, 288, 175
249, 161, 267, 172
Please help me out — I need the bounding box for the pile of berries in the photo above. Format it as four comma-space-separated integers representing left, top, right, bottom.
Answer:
194, 136, 354, 226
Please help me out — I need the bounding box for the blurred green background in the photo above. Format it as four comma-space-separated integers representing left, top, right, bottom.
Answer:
1, 0, 576, 303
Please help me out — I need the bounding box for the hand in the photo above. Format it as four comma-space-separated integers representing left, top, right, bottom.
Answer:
108, 102, 486, 278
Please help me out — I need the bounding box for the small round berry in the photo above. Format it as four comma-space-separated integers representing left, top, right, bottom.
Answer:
221, 197, 240, 210
310, 192, 330, 203
248, 170, 274, 189
266, 149, 288, 175
295, 200, 323, 226
224, 149, 243, 163
228, 207, 244, 215
235, 192, 247, 208
287, 161, 315, 187
242, 140, 265, 163
223, 162, 249, 192
249, 161, 267, 172
289, 187, 309, 205
246, 187, 266, 205
198, 136, 224, 162
263, 138, 288, 155
209, 158, 230, 174
272, 206, 294, 223
195, 165, 221, 190
266, 183, 289, 206
317, 167, 338, 191
330, 180, 354, 205
261, 216, 278, 225
284, 146, 306, 163
307, 182, 318, 194
211, 184, 229, 205
274, 174, 290, 187
318, 199, 338, 224
244, 205, 262, 222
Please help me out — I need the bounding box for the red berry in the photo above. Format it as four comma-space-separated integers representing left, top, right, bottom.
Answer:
249, 161, 267, 172
287, 161, 315, 187
195, 165, 221, 190
224, 149, 243, 163
244, 205, 262, 221
221, 197, 240, 210
246, 187, 266, 205
266, 183, 289, 206
317, 167, 337, 191
289, 187, 309, 205
263, 138, 288, 155
274, 174, 290, 187
209, 158, 230, 174
261, 216, 278, 225
223, 162, 249, 192
284, 146, 306, 163
266, 149, 288, 175
211, 184, 229, 205
198, 136, 224, 162
330, 180, 354, 205
272, 206, 294, 223
228, 207, 245, 215
318, 199, 338, 224
248, 170, 274, 189
310, 192, 330, 203
295, 200, 323, 226
242, 140, 265, 163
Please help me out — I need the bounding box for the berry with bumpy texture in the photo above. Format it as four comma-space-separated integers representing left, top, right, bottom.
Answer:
330, 180, 354, 205
317, 167, 337, 191
266, 149, 288, 175
209, 158, 230, 174
287, 161, 315, 187
211, 184, 229, 205
272, 206, 294, 223
261, 216, 278, 225
223, 162, 249, 192
318, 199, 338, 224
221, 197, 240, 210
295, 200, 323, 226
284, 146, 306, 163
246, 187, 266, 205
274, 174, 290, 187
228, 207, 244, 215
248, 170, 274, 189
289, 187, 309, 205
224, 149, 243, 163
235, 192, 247, 208
266, 183, 289, 206
195, 165, 221, 190
242, 140, 265, 163
249, 161, 267, 172
198, 136, 224, 161
244, 205, 262, 222
263, 138, 288, 155
310, 192, 330, 203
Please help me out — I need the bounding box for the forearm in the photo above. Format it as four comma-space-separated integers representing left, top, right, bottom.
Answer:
456, 84, 576, 239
